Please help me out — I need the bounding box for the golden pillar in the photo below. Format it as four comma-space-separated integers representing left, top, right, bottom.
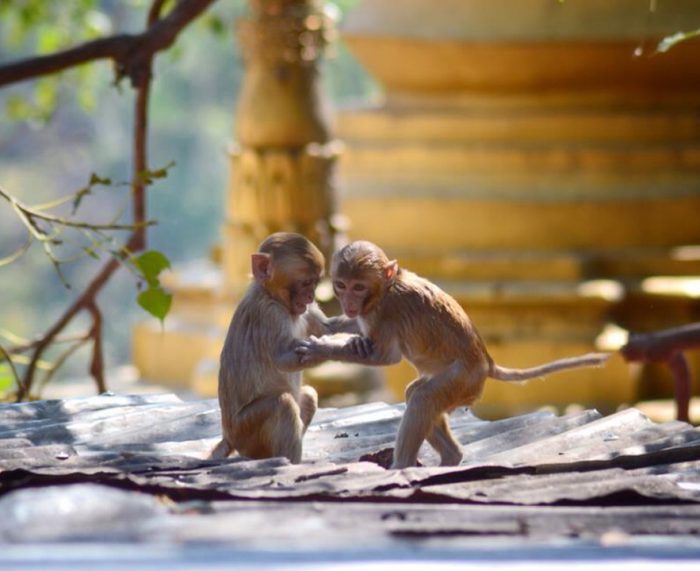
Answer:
223, 0, 341, 296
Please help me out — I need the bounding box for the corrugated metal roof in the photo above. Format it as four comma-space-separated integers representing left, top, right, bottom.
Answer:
1, 393, 700, 565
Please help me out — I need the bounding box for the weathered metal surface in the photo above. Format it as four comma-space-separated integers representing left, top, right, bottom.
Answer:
2, 392, 700, 557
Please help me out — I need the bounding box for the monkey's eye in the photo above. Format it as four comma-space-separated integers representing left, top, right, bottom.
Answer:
301, 278, 315, 288
334, 281, 346, 291
352, 284, 367, 293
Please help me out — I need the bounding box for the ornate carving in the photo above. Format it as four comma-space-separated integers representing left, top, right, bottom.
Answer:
238, 0, 336, 65
223, 0, 341, 293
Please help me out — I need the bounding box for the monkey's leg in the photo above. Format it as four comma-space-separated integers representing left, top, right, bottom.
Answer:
393, 376, 433, 469
407, 377, 462, 465
215, 395, 237, 460
406, 377, 462, 466
300, 385, 318, 434
404, 376, 428, 400
426, 413, 463, 467
209, 438, 233, 460
234, 392, 305, 463
392, 366, 467, 469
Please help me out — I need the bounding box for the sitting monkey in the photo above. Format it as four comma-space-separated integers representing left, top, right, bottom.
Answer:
211, 233, 370, 463
298, 240, 610, 469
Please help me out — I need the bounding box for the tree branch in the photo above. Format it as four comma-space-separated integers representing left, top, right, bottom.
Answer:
13, 0, 191, 400
0, 0, 218, 88
621, 322, 700, 423
86, 302, 106, 393
620, 323, 700, 363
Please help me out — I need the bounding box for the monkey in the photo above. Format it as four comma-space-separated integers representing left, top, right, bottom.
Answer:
297, 240, 611, 469
210, 232, 371, 464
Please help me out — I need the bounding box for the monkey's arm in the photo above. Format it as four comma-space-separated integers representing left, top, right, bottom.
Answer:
305, 304, 362, 336
323, 316, 363, 334
274, 335, 373, 371
274, 338, 315, 373
297, 334, 400, 367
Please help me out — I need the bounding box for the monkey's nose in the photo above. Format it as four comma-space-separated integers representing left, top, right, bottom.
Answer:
344, 304, 359, 318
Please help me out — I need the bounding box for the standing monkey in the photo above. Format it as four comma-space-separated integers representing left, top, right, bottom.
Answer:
211, 233, 370, 463
298, 240, 610, 469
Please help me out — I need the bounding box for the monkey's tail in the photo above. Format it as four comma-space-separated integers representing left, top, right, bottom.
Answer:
489, 352, 611, 382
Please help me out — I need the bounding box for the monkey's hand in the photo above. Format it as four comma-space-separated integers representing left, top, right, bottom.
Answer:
296, 334, 373, 364
295, 335, 332, 365
347, 334, 374, 359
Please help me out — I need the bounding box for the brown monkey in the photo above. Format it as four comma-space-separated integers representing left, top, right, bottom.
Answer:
211, 232, 370, 464
298, 240, 610, 469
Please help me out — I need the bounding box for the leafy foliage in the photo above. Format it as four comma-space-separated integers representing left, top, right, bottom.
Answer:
1, 159, 176, 325
0, 0, 110, 121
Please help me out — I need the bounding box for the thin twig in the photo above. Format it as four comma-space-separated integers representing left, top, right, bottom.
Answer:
0, 237, 31, 267
6, 333, 88, 355
0, 185, 156, 232
86, 302, 106, 393
36, 338, 90, 394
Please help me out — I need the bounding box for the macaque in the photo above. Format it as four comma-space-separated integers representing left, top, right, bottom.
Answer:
298, 240, 610, 469
211, 232, 370, 464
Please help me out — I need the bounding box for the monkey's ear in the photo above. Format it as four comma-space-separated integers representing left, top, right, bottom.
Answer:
384, 260, 399, 283
251, 253, 272, 282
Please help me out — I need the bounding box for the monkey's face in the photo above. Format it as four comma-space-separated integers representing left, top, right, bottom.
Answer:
275, 261, 321, 317
332, 276, 372, 319
288, 274, 319, 316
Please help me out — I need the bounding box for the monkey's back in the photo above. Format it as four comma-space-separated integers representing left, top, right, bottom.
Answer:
380, 271, 490, 374
218, 284, 302, 419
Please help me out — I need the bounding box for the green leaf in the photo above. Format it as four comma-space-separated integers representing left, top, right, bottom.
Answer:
37, 27, 63, 54
150, 168, 169, 179
138, 161, 175, 186
133, 250, 171, 287
0, 364, 14, 393
89, 173, 112, 186
137, 286, 172, 323
6, 94, 33, 119
205, 14, 226, 36
35, 77, 58, 115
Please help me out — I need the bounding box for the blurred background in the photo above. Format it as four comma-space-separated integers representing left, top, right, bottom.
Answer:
2, 0, 700, 421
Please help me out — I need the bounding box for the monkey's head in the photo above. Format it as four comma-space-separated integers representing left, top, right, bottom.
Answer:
252, 232, 325, 316
331, 241, 398, 318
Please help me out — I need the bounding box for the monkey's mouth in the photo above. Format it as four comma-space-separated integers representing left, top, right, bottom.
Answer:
344, 308, 359, 318
292, 301, 308, 315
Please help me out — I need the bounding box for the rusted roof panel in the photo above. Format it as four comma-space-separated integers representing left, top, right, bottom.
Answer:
2, 392, 700, 562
